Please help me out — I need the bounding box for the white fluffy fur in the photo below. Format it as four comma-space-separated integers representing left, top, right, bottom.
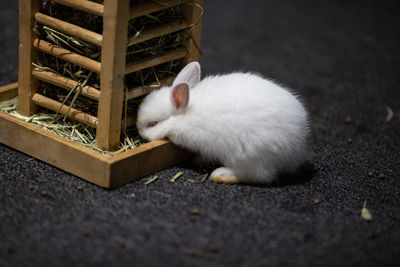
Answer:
137, 62, 309, 184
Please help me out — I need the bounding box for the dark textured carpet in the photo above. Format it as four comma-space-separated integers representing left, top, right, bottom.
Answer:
1, 0, 400, 266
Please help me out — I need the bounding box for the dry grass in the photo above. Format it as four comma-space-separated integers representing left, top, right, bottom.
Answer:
0, 96, 143, 155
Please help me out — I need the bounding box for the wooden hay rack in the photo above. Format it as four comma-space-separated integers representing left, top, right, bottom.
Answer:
0, 0, 203, 188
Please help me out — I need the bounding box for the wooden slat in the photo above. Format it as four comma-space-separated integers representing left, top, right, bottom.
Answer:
181, 0, 203, 64
32, 67, 100, 101
0, 112, 110, 187
0, 82, 18, 101
32, 93, 98, 128
129, 0, 191, 20
127, 20, 189, 47
51, 0, 104, 17
35, 12, 103, 47
126, 75, 175, 100
33, 38, 101, 74
97, 0, 130, 151
125, 49, 188, 75
18, 0, 41, 116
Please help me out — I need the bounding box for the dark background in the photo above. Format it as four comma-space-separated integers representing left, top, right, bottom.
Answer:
1, 0, 400, 266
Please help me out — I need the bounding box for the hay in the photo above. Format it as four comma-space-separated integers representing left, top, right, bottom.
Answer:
35, 0, 196, 104
0, 96, 142, 155
24, 0, 202, 152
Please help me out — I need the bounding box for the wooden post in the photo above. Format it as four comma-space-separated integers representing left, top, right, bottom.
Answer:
96, 0, 130, 151
18, 0, 42, 116
181, 0, 204, 64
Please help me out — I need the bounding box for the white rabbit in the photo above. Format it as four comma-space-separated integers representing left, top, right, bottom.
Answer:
136, 62, 309, 184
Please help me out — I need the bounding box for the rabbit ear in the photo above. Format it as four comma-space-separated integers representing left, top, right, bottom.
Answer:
173, 61, 201, 89
172, 83, 190, 110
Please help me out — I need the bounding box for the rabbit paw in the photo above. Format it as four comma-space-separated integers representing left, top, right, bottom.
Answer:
210, 167, 239, 184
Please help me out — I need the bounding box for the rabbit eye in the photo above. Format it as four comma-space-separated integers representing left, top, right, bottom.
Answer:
146, 121, 158, 127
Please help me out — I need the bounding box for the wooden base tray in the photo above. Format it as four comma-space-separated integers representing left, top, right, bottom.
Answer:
0, 85, 188, 189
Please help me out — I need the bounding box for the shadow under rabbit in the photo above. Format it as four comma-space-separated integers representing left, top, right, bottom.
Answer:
182, 158, 315, 187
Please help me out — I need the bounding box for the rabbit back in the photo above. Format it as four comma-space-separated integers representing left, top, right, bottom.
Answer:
168, 72, 309, 183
